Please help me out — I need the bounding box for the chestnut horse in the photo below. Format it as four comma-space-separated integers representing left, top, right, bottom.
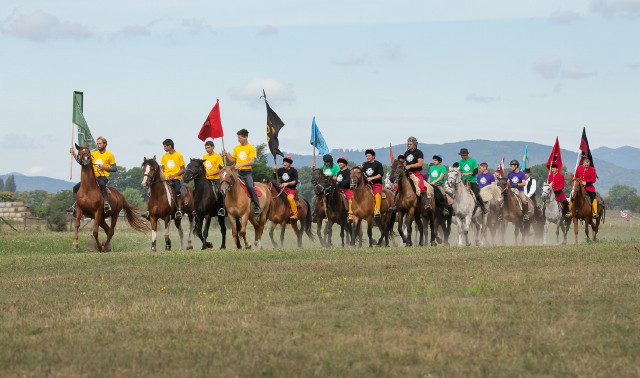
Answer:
183, 159, 227, 250
311, 169, 354, 247
264, 180, 314, 248
219, 167, 272, 249
72, 144, 148, 252
569, 177, 606, 243
141, 157, 195, 251
349, 166, 395, 247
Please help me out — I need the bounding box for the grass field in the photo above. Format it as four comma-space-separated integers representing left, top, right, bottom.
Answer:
1, 219, 639, 376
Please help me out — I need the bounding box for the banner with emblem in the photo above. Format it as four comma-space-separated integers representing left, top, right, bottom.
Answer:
72, 91, 97, 151
264, 92, 285, 158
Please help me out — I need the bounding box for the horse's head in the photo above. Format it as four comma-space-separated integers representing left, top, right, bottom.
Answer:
444, 167, 459, 198
219, 166, 237, 194
141, 156, 160, 189
75, 144, 92, 167
349, 166, 365, 189
496, 177, 508, 191
183, 158, 205, 183
569, 177, 582, 200
313, 173, 334, 197
310, 168, 324, 185
388, 159, 405, 184
541, 183, 552, 201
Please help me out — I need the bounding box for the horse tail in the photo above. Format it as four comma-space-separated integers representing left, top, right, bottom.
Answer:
303, 199, 315, 241
601, 205, 606, 224
122, 199, 150, 232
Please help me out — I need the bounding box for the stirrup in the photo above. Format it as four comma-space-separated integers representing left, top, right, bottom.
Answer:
217, 208, 226, 217
442, 208, 450, 217
141, 211, 150, 220
103, 202, 112, 212
254, 206, 262, 215
565, 212, 572, 218
523, 213, 529, 221
374, 211, 381, 218
290, 213, 298, 220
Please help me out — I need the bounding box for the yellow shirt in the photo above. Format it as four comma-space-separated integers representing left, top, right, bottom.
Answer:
202, 152, 224, 179
161, 151, 185, 180
91, 150, 116, 178
232, 144, 256, 170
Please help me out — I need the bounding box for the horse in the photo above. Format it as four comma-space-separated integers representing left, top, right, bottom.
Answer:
311, 169, 353, 247
264, 180, 314, 248
479, 184, 504, 246
444, 168, 488, 246
349, 166, 395, 247
71, 144, 148, 251
141, 157, 195, 251
182, 159, 227, 250
540, 183, 570, 245
568, 177, 606, 243
219, 167, 272, 249
388, 159, 427, 246
496, 177, 533, 245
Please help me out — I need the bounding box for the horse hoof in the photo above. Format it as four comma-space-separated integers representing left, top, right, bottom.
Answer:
431, 241, 437, 247
206, 242, 213, 248
165, 246, 171, 251
151, 247, 157, 252
186, 246, 193, 250
71, 244, 78, 250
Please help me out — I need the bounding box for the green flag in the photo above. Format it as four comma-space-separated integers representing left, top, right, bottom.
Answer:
72, 91, 96, 150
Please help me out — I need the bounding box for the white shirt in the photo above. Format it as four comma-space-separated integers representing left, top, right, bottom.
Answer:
525, 177, 537, 198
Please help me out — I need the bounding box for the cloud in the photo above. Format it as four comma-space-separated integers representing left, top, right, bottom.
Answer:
2, 10, 91, 42
25, 166, 46, 175
258, 25, 278, 36
466, 93, 499, 104
380, 43, 404, 61
628, 62, 640, 69
0, 133, 45, 149
533, 58, 562, 79
562, 66, 596, 79
112, 24, 151, 38
332, 55, 369, 66
591, 0, 640, 17
229, 78, 295, 106
549, 9, 582, 24
182, 18, 214, 34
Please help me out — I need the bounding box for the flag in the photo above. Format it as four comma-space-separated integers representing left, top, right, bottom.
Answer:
546, 137, 563, 171
266, 101, 285, 157
496, 157, 505, 178
310, 117, 330, 155
72, 91, 96, 150
621, 210, 630, 220
389, 143, 395, 164
573, 127, 595, 175
521, 145, 530, 169
198, 99, 224, 141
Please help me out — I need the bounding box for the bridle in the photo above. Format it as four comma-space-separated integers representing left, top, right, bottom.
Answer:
183, 163, 205, 182
76, 148, 93, 167
219, 169, 236, 194
141, 161, 162, 188
445, 169, 461, 199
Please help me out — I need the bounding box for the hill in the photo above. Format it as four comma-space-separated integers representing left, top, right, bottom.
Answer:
592, 146, 638, 169
0, 172, 74, 193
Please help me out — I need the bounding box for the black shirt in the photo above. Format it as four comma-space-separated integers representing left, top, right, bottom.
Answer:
336, 168, 351, 190
404, 148, 424, 173
275, 167, 298, 188
361, 160, 384, 185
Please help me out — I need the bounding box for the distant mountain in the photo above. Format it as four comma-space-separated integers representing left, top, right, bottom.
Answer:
0, 172, 74, 193
269, 140, 640, 194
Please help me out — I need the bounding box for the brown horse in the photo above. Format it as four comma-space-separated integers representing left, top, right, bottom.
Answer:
72, 144, 148, 251
349, 166, 395, 247
141, 157, 195, 251
569, 177, 606, 243
497, 178, 533, 244
219, 167, 272, 249
388, 159, 427, 246
311, 169, 354, 247
264, 181, 314, 248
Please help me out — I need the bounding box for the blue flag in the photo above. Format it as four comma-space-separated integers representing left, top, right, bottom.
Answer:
310, 117, 330, 155
522, 145, 530, 169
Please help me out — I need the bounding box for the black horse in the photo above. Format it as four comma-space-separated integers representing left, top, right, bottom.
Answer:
183, 159, 227, 249
311, 169, 354, 247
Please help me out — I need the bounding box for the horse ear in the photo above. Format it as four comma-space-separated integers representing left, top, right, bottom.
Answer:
75, 143, 80, 149
190, 158, 195, 162
152, 155, 156, 161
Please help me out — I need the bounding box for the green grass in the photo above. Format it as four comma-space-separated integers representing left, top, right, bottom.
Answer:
1, 222, 640, 376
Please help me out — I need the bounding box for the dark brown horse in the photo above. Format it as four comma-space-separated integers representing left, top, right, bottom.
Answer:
311, 169, 353, 247
72, 144, 148, 251
569, 177, 605, 243
264, 181, 314, 248
497, 178, 533, 244
219, 167, 272, 249
141, 157, 195, 251
183, 159, 227, 250
349, 166, 395, 247
388, 159, 427, 246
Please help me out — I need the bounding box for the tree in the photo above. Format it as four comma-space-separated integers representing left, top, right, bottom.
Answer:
4, 175, 16, 192
109, 166, 146, 203
0, 178, 4, 191
253, 143, 272, 183
17, 190, 50, 217
606, 184, 639, 210
122, 187, 145, 209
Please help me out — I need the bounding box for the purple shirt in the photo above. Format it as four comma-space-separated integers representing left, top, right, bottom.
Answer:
508, 171, 526, 191
477, 172, 495, 188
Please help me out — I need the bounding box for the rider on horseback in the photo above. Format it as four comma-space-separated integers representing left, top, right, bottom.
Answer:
203, 140, 225, 216
573, 157, 599, 218
458, 148, 488, 214
336, 157, 354, 221
161, 139, 186, 219
548, 163, 570, 216
428, 154, 449, 216
223, 129, 261, 215
403, 137, 430, 210
69, 136, 116, 214
362, 149, 384, 218
274, 156, 299, 220
507, 159, 529, 221
476, 162, 496, 188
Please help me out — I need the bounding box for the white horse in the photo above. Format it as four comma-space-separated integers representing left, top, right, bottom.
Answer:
445, 168, 488, 246
540, 183, 570, 245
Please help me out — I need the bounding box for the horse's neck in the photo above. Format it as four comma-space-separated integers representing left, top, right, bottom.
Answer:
194, 177, 211, 195
80, 164, 99, 189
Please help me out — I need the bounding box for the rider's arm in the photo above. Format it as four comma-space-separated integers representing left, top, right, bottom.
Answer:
236, 157, 255, 169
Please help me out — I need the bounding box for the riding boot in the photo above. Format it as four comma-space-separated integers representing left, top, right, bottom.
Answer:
562, 201, 569, 216
479, 201, 488, 215
592, 198, 598, 218
374, 193, 381, 217
311, 196, 317, 221
420, 192, 430, 210
348, 199, 354, 222
565, 201, 573, 218
523, 203, 529, 221
175, 195, 183, 219
287, 194, 298, 220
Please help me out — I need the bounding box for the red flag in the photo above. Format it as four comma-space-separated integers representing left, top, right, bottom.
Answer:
496, 157, 504, 178
198, 99, 224, 141
546, 137, 563, 171
389, 143, 394, 164
573, 127, 595, 175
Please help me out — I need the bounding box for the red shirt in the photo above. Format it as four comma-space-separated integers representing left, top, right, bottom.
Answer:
548, 172, 567, 201
574, 166, 597, 193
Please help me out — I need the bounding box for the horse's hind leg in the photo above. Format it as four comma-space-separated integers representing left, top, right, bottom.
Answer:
164, 219, 172, 251
92, 214, 105, 252
269, 222, 278, 248
203, 215, 213, 249
186, 216, 194, 250
102, 216, 116, 252
217, 215, 227, 249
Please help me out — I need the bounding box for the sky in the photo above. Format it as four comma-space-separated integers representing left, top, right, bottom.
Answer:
1, 0, 639, 180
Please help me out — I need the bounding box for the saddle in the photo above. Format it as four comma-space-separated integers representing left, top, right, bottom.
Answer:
238, 179, 263, 198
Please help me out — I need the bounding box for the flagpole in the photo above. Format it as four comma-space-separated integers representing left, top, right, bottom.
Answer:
70, 122, 74, 180
313, 145, 316, 169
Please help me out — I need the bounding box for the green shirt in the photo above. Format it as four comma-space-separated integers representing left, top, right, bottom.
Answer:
428, 165, 447, 185
322, 163, 340, 177
459, 157, 478, 183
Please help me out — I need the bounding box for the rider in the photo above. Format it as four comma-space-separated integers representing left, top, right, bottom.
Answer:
428, 154, 449, 216
403, 136, 430, 210
362, 148, 384, 217
69, 136, 117, 214
507, 159, 529, 221
222, 128, 261, 215
203, 139, 225, 216
336, 157, 354, 221
573, 157, 598, 218
311, 154, 339, 220
548, 163, 569, 216
161, 138, 186, 219
524, 168, 537, 207
273, 156, 299, 220
458, 148, 488, 214
476, 162, 496, 189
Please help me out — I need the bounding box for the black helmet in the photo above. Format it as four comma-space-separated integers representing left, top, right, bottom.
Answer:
510, 160, 519, 166
322, 154, 333, 163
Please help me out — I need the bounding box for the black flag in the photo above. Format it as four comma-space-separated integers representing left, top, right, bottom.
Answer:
266, 101, 285, 157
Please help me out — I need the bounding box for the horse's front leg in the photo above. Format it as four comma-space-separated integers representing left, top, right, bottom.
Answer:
92, 212, 105, 252
185, 213, 194, 250
164, 217, 172, 250
150, 217, 158, 251
269, 221, 278, 248
217, 215, 227, 249
455, 216, 465, 246
99, 217, 113, 252
72, 212, 82, 250
193, 213, 205, 248
239, 214, 251, 249
573, 217, 579, 244
202, 214, 213, 249
367, 221, 374, 247
227, 215, 239, 250
463, 216, 472, 247
280, 223, 287, 248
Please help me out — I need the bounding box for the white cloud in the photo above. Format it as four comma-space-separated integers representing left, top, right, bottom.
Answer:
0, 133, 45, 149
3, 10, 91, 42
549, 9, 582, 23
628, 62, 640, 69
25, 166, 46, 175
112, 24, 151, 38
466, 93, 500, 104
258, 24, 278, 36
380, 43, 404, 61
182, 18, 214, 34
591, 0, 640, 17
562, 66, 596, 79
229, 78, 295, 106
533, 58, 562, 79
